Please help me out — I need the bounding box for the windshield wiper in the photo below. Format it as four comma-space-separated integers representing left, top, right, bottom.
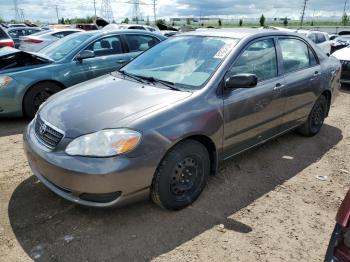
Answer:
135, 75, 182, 91
117, 70, 149, 84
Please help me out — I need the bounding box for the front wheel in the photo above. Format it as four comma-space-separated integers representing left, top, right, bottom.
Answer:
23, 82, 62, 119
151, 140, 210, 210
296, 95, 328, 137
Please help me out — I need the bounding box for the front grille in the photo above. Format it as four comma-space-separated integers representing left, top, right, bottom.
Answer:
34, 116, 64, 149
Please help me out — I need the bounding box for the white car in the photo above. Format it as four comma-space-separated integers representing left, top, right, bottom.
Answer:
332, 46, 350, 84
297, 30, 331, 55
19, 29, 83, 52
104, 24, 161, 34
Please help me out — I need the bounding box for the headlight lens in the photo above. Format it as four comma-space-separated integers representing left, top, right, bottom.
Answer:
0, 76, 13, 89
65, 129, 142, 157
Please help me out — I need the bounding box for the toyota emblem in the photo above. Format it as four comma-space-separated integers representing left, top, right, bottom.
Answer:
39, 123, 47, 135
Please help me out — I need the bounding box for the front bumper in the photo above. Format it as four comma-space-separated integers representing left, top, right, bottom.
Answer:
23, 121, 160, 207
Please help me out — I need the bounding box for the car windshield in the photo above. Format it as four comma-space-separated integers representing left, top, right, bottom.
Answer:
31, 30, 53, 36
122, 36, 239, 90
39, 33, 91, 61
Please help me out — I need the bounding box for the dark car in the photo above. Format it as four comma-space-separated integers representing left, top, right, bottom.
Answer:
6, 26, 43, 48
325, 189, 350, 262
0, 27, 14, 48
24, 29, 341, 210
0, 30, 165, 118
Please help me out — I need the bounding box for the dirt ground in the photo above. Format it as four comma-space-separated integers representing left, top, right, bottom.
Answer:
0, 87, 350, 262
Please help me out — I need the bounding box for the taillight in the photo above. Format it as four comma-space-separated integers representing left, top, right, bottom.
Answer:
24, 38, 43, 44
0, 39, 15, 48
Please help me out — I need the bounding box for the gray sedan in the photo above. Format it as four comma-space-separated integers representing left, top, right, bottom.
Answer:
24, 29, 341, 210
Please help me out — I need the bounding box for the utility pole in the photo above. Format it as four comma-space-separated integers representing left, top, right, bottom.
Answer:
54, 5, 59, 24
300, 0, 308, 27
153, 0, 157, 25
344, 0, 348, 15
93, 0, 97, 23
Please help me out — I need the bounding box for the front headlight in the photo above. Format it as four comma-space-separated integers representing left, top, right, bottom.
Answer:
0, 76, 13, 89
65, 129, 142, 157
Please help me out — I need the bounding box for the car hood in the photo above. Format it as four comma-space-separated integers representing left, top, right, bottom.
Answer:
332, 47, 350, 61
0, 47, 53, 61
39, 74, 192, 138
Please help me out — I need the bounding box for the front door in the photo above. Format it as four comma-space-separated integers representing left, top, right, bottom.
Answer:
223, 38, 286, 158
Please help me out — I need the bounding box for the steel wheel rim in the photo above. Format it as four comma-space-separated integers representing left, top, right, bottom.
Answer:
170, 155, 202, 200
311, 103, 324, 132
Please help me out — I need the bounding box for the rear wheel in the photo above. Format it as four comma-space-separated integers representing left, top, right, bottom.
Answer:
23, 82, 62, 118
296, 95, 328, 137
151, 140, 210, 210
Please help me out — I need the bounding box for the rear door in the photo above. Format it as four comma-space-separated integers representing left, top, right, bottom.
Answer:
223, 37, 287, 158
277, 37, 322, 130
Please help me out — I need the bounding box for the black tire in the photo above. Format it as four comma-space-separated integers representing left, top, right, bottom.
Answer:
23, 82, 62, 118
151, 140, 210, 210
296, 95, 328, 137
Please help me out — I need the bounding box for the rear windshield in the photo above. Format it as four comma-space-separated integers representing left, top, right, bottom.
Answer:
0, 28, 8, 39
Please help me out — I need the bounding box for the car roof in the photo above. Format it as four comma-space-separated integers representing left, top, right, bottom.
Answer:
6, 27, 41, 31
179, 28, 300, 39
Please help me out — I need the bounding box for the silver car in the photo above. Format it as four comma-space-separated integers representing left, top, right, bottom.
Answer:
19, 29, 83, 52
24, 29, 341, 210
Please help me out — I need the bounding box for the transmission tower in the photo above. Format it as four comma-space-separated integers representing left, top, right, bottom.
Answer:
13, 0, 21, 22
19, 8, 25, 22
132, 0, 140, 23
300, 0, 308, 27
101, 0, 114, 23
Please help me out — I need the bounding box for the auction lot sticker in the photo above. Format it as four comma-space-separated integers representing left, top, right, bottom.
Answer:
214, 43, 236, 59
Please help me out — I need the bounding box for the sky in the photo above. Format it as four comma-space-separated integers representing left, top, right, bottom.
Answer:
0, 0, 347, 22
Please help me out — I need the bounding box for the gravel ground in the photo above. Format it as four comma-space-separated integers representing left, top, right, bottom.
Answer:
0, 87, 350, 262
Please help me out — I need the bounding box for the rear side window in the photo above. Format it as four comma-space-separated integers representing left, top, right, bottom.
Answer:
85, 35, 124, 57
125, 35, 160, 52
129, 26, 146, 30
279, 38, 312, 73
228, 38, 278, 82
316, 33, 326, 43
8, 29, 25, 38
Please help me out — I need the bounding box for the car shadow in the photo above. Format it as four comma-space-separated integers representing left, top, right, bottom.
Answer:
8, 124, 342, 261
0, 118, 29, 137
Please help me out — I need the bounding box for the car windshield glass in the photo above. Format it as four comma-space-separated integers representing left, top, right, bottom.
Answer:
122, 36, 239, 90
39, 33, 90, 61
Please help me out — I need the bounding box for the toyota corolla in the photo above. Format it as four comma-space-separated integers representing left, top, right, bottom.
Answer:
24, 29, 341, 210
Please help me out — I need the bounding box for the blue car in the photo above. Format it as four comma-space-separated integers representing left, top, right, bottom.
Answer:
0, 30, 165, 118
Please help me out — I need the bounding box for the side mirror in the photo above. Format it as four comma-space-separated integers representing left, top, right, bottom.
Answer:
225, 74, 258, 89
76, 50, 95, 61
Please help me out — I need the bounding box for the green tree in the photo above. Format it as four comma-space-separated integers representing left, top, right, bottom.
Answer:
146, 16, 150, 25
122, 17, 129, 24
156, 19, 166, 28
342, 12, 349, 26
186, 18, 191, 25
259, 14, 266, 27
0, 16, 4, 23
239, 19, 243, 26
218, 19, 222, 26
283, 17, 288, 26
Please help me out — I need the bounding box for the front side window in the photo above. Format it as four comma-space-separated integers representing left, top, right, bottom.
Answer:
279, 38, 311, 74
122, 36, 239, 89
317, 33, 326, 43
125, 35, 160, 52
228, 38, 277, 82
85, 35, 123, 57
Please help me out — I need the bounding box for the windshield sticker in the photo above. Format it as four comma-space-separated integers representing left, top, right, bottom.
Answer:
214, 43, 235, 59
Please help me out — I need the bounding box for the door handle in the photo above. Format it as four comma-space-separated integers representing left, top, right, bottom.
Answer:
273, 83, 284, 91
311, 71, 320, 81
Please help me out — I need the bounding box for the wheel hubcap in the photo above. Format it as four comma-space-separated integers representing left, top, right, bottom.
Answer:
170, 157, 199, 196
